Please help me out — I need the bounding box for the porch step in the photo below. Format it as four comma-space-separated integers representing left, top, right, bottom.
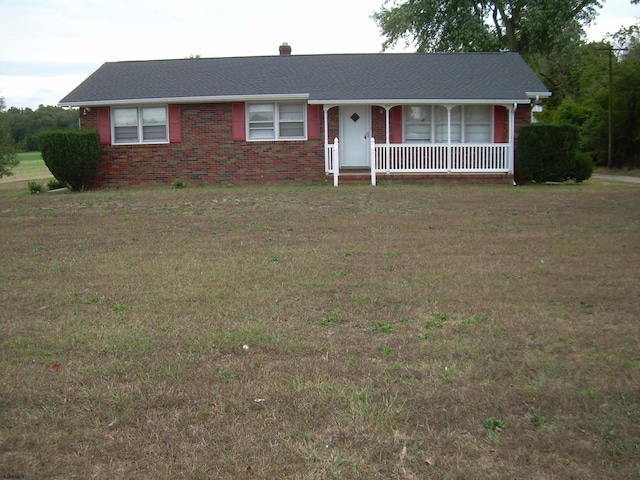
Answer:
333, 172, 372, 184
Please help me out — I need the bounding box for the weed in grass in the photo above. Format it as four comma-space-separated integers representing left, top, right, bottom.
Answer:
112, 303, 129, 313
319, 311, 339, 326
28, 181, 43, 193
377, 322, 396, 334
379, 347, 395, 355
217, 369, 238, 380
582, 389, 599, 398
424, 312, 454, 329
531, 413, 547, 427
172, 178, 187, 188
482, 418, 506, 432
464, 315, 491, 325
439, 366, 453, 383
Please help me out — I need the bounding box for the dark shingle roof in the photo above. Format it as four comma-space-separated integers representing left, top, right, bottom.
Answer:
59, 52, 550, 106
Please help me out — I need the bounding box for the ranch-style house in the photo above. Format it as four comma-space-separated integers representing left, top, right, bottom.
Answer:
59, 43, 551, 187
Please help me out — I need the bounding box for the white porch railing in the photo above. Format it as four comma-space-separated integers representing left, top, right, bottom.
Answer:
325, 139, 511, 186
373, 143, 510, 172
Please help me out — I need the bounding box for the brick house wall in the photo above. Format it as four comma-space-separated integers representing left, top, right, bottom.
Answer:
81, 103, 326, 188
80, 102, 533, 188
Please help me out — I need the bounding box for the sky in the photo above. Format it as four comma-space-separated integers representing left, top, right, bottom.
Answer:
0, 0, 638, 110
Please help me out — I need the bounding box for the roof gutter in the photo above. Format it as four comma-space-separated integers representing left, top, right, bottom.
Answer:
525, 91, 552, 100
58, 93, 310, 108
308, 98, 544, 106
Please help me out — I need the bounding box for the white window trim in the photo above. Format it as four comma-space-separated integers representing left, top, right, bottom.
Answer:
246, 102, 307, 141
403, 105, 494, 144
111, 106, 169, 145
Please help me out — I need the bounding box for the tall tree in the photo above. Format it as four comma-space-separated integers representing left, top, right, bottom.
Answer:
0, 97, 19, 178
373, 0, 601, 57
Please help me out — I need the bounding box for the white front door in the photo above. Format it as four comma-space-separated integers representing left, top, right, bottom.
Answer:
340, 105, 370, 167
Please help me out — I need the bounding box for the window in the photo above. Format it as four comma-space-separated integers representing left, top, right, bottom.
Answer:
113, 106, 168, 144
248, 103, 305, 140
463, 105, 491, 143
404, 106, 431, 143
404, 105, 492, 144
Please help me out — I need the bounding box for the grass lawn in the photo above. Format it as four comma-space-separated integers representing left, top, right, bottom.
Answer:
1, 180, 638, 479
0, 152, 53, 191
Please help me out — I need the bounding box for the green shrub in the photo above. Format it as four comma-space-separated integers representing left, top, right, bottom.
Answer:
47, 178, 67, 190
172, 178, 187, 189
39, 130, 101, 191
516, 124, 580, 184
570, 152, 594, 183
28, 181, 43, 194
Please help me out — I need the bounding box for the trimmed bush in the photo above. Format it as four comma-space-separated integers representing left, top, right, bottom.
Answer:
516, 124, 591, 184
571, 152, 594, 183
39, 130, 101, 191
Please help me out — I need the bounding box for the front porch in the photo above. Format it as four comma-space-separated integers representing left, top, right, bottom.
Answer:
325, 139, 513, 186
320, 102, 524, 186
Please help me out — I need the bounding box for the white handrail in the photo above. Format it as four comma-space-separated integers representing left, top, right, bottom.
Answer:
332, 138, 339, 186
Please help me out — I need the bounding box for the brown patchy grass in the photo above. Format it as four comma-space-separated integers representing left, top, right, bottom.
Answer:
1, 179, 639, 479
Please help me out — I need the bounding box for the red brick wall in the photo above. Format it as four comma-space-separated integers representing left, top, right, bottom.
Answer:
81, 103, 326, 188
80, 102, 534, 188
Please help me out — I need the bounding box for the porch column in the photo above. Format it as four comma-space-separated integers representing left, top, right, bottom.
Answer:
323, 105, 330, 172
333, 138, 340, 186
370, 137, 377, 186
384, 105, 391, 173
447, 106, 452, 172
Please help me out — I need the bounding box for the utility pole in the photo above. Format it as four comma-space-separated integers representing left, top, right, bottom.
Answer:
602, 46, 628, 169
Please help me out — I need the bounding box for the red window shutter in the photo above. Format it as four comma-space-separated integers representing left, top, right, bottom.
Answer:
97, 107, 111, 144
231, 103, 246, 140
168, 105, 182, 142
494, 106, 506, 143
390, 106, 403, 144
307, 104, 321, 140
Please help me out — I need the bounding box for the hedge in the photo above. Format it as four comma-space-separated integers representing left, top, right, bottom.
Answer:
516, 123, 592, 184
39, 130, 101, 191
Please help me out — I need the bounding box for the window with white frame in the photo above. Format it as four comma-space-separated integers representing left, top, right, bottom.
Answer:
463, 105, 491, 142
248, 103, 305, 140
404, 106, 431, 142
404, 105, 492, 144
113, 106, 168, 144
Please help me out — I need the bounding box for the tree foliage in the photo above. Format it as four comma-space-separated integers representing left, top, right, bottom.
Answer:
373, 0, 601, 57
0, 97, 19, 178
539, 26, 640, 168
4, 105, 78, 152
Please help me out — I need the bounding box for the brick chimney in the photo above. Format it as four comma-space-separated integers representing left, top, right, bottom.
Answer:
279, 42, 292, 56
